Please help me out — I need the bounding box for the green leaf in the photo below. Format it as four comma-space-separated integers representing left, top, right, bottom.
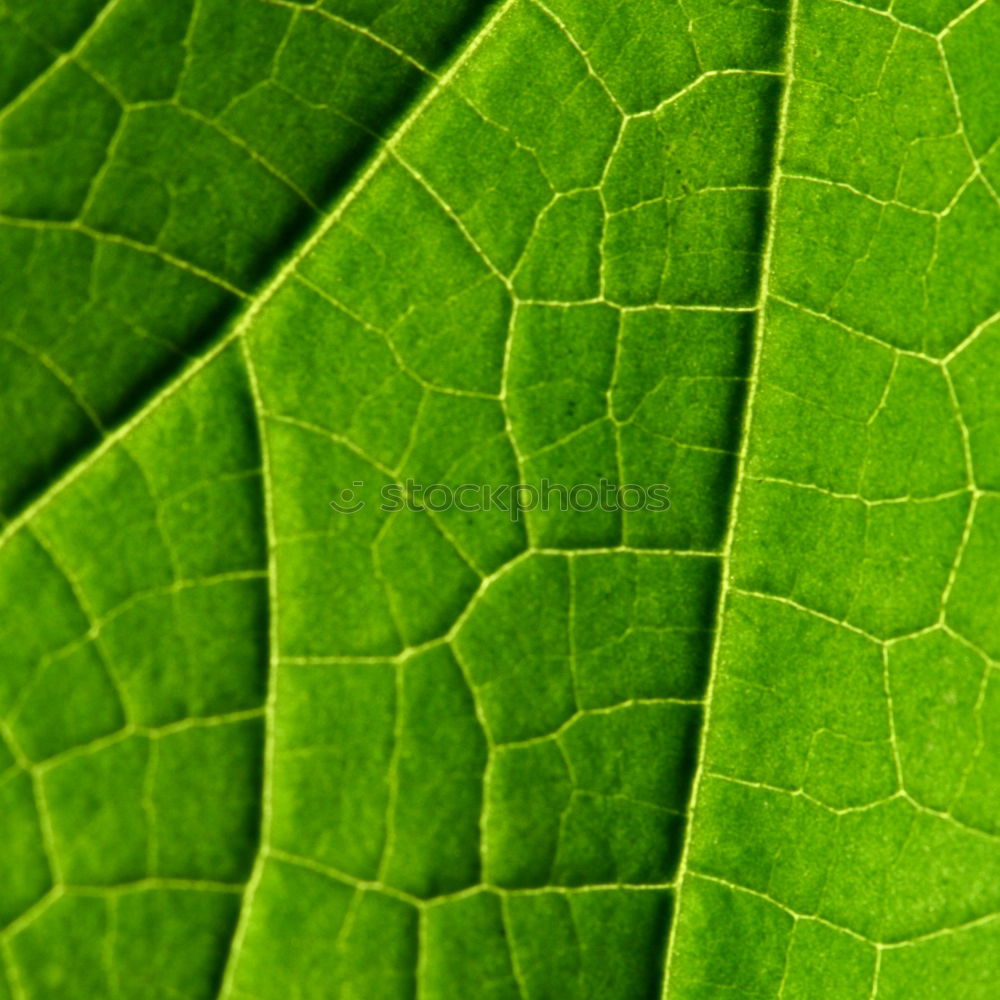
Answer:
0, 0, 997, 997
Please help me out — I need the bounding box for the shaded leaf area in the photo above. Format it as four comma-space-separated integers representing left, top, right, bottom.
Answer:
0, 0, 788, 996
0, 0, 491, 515
666, 0, 1000, 997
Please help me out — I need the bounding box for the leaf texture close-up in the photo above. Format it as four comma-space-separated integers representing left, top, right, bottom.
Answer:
0, 0, 998, 997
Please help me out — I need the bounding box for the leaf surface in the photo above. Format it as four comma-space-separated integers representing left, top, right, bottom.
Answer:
0, 0, 997, 997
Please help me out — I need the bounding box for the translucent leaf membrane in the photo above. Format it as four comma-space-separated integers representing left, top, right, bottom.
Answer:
0, 347, 267, 998
230, 0, 783, 993
665, 0, 1000, 997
